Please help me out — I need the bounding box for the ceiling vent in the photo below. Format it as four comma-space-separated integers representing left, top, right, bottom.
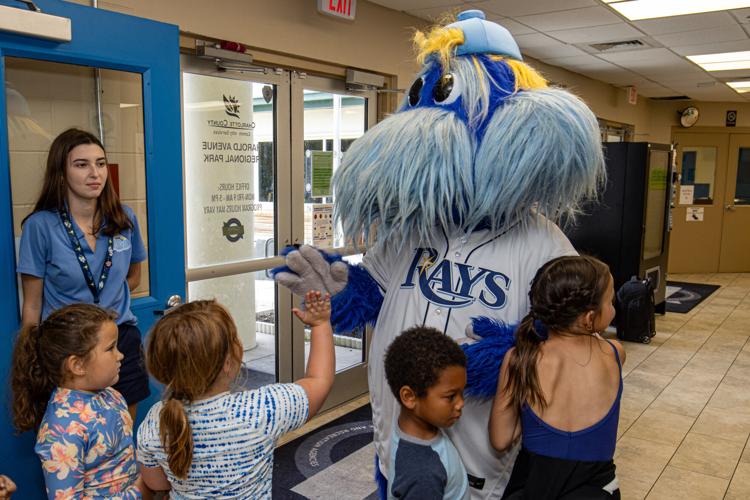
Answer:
588, 39, 650, 53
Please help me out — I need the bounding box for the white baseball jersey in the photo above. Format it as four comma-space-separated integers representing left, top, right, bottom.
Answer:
363, 213, 576, 499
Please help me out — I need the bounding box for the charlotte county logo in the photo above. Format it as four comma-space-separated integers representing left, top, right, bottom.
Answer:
222, 218, 244, 242
223, 95, 240, 118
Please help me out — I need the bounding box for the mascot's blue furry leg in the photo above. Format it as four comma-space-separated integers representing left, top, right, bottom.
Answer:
462, 317, 518, 399
330, 263, 383, 334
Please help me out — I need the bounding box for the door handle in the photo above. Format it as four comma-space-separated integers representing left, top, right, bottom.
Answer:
153, 294, 184, 315
725, 205, 736, 211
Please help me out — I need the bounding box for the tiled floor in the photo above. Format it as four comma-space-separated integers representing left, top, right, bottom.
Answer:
613, 273, 750, 500
279, 273, 750, 499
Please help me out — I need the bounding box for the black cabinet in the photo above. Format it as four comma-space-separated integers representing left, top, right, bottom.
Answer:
564, 142, 674, 313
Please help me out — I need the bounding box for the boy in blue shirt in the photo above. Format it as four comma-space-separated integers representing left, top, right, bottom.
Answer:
383, 326, 469, 500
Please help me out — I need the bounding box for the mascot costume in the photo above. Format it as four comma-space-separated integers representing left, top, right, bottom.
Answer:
274, 10, 605, 499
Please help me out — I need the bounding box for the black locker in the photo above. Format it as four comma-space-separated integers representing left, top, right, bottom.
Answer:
564, 142, 674, 314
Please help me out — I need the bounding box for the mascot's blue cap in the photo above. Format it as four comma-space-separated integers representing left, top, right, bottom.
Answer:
447, 10, 523, 61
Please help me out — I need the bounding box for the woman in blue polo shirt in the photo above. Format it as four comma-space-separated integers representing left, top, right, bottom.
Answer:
18, 128, 149, 418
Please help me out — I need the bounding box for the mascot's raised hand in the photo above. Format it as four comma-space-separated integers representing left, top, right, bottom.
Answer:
273, 245, 348, 297
275, 10, 605, 498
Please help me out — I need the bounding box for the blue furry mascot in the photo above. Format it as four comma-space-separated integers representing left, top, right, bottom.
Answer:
274, 10, 604, 498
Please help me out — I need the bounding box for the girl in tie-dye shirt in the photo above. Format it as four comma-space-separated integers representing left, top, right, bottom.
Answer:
11, 304, 144, 499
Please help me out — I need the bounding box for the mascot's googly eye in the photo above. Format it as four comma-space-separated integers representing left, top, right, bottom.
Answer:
408, 77, 424, 106
433, 73, 460, 105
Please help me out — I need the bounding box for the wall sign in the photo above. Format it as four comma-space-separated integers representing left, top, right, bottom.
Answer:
727, 110, 737, 127
312, 204, 334, 247
679, 185, 694, 205
311, 151, 334, 197
686, 207, 704, 222
317, 0, 357, 20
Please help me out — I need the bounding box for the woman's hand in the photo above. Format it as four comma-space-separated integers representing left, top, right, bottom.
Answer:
292, 291, 331, 327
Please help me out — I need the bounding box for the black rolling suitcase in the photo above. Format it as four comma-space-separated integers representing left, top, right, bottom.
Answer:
615, 276, 656, 344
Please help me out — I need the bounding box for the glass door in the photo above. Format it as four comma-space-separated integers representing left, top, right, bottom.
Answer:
180, 55, 294, 386
720, 134, 750, 272
291, 73, 377, 409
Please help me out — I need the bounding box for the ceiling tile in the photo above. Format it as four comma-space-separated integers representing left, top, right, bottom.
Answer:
652, 25, 748, 47
597, 47, 676, 64
517, 6, 622, 32
490, 17, 537, 35
546, 22, 643, 44
477, 0, 597, 18
373, 0, 459, 11
579, 68, 646, 86
633, 11, 736, 36
514, 32, 563, 48
636, 85, 681, 98
543, 54, 612, 70
523, 44, 588, 60
672, 39, 750, 56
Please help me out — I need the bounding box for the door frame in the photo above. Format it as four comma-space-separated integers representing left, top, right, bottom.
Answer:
0, 0, 183, 493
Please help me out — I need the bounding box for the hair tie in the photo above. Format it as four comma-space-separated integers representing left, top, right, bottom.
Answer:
532, 319, 549, 340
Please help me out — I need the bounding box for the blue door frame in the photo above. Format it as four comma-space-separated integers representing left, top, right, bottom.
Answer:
0, 0, 184, 495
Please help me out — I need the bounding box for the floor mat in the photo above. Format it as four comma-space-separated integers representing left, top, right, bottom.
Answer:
273, 404, 377, 499
666, 281, 720, 313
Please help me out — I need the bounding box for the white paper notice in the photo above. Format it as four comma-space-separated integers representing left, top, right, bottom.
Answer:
183, 72, 258, 267
686, 207, 704, 222
679, 185, 695, 205
312, 203, 334, 247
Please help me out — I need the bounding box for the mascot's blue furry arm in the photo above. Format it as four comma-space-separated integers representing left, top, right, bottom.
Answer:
461, 318, 550, 399
461, 317, 517, 399
270, 245, 383, 334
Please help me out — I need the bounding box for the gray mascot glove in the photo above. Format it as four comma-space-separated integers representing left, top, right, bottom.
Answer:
274, 245, 349, 297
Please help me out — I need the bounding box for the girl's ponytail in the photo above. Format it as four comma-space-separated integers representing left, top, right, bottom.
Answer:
159, 396, 194, 479
147, 299, 243, 480
11, 325, 54, 432
502, 313, 547, 411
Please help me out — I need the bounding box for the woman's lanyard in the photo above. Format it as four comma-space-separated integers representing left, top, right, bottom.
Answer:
59, 207, 113, 304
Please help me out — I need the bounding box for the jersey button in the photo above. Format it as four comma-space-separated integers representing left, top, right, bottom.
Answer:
435, 308, 441, 315
454, 251, 461, 258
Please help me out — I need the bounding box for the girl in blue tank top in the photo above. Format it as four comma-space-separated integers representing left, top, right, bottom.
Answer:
489, 255, 625, 499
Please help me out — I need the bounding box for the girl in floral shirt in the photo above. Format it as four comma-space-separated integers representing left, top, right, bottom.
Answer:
11, 304, 144, 499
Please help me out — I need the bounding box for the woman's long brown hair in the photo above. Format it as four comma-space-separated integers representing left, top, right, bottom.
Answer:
503, 255, 611, 411
23, 128, 133, 236
11, 304, 116, 432
146, 300, 243, 479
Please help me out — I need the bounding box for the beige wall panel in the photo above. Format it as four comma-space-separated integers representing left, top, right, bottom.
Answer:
95, 0, 426, 89
531, 60, 656, 142
12, 205, 34, 236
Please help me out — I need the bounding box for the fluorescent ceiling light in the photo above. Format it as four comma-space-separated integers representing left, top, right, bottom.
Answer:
607, 0, 750, 21
688, 51, 750, 71
727, 81, 750, 92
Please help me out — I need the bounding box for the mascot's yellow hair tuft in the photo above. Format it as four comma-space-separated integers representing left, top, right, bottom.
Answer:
414, 26, 465, 69
491, 56, 548, 91
413, 25, 548, 92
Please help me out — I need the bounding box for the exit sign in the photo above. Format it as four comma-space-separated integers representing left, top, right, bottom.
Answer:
317, 0, 356, 20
